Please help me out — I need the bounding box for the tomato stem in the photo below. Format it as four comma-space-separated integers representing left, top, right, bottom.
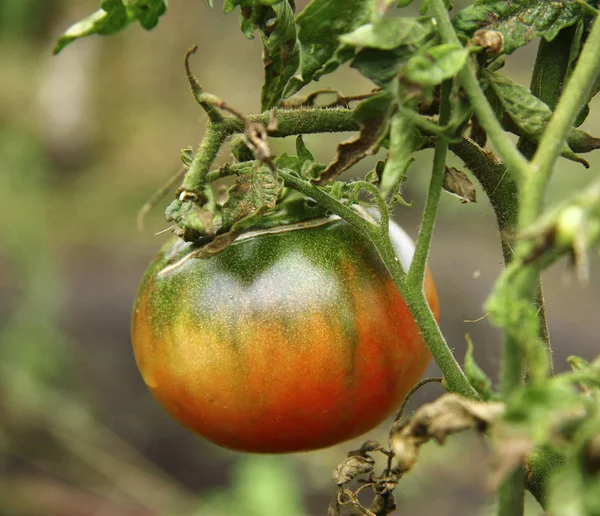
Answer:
429, 0, 530, 184
407, 79, 452, 290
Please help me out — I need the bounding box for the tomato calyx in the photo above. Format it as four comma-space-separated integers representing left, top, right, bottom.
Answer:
165, 189, 332, 259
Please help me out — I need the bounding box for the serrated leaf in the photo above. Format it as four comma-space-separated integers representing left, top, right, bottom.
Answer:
315, 92, 392, 185
443, 167, 477, 204
404, 44, 469, 86
260, 1, 299, 110
53, 0, 167, 54
464, 335, 493, 400
283, 0, 374, 97
487, 72, 595, 166
380, 108, 421, 197
340, 17, 434, 50
453, 0, 582, 55
221, 166, 284, 228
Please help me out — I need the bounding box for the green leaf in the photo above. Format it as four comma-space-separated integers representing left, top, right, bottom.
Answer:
340, 17, 434, 50
351, 47, 412, 86
53, 0, 167, 54
463, 335, 493, 400
260, 1, 300, 110
380, 108, 421, 197
283, 0, 374, 97
295, 135, 315, 165
223, 0, 285, 38
221, 165, 284, 229
181, 147, 194, 167
487, 72, 596, 166
453, 0, 583, 55
274, 153, 301, 175
404, 44, 469, 86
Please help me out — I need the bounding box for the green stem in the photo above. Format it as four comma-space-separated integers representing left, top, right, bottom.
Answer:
408, 80, 452, 289
448, 138, 518, 263
280, 170, 479, 400
521, 14, 600, 236
497, 467, 525, 516
182, 108, 359, 192
428, 0, 530, 183
515, 27, 578, 376
182, 124, 227, 191
221, 107, 359, 136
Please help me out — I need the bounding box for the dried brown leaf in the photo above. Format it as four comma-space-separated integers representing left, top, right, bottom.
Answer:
333, 455, 375, 485
389, 394, 505, 473
443, 166, 477, 204
316, 116, 387, 185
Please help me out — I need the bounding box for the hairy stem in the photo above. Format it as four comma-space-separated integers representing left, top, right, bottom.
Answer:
408, 80, 452, 288
497, 468, 525, 516
182, 124, 227, 191
222, 108, 359, 136
449, 138, 518, 262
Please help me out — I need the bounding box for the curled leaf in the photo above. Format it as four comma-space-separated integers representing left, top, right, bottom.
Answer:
333, 455, 375, 485
221, 165, 284, 228
443, 167, 477, 204
315, 92, 392, 185
390, 394, 505, 473
464, 334, 493, 400
380, 108, 422, 198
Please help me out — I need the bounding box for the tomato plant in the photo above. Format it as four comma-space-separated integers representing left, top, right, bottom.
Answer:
55, 0, 600, 513
132, 201, 438, 452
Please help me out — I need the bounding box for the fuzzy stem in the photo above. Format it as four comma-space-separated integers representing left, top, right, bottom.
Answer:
182, 124, 227, 191
408, 80, 452, 288
221, 108, 359, 136
448, 138, 518, 262
497, 468, 525, 516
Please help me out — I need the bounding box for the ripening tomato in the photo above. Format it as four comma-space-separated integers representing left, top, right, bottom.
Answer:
131, 208, 438, 453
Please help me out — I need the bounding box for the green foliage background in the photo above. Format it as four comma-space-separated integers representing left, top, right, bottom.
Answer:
1, 1, 599, 514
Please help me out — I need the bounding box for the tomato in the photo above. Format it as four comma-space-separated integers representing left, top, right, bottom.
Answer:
131, 206, 439, 453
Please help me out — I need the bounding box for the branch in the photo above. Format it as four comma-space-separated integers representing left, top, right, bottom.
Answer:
408, 80, 452, 289
429, 0, 530, 184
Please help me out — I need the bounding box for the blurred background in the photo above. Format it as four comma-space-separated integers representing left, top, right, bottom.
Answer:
0, 1, 599, 515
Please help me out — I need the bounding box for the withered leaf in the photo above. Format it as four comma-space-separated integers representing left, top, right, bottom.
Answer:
390, 394, 505, 473
222, 165, 284, 228
315, 92, 392, 185
333, 455, 375, 485
443, 167, 477, 204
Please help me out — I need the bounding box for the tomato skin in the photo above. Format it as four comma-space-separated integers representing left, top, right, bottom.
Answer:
132, 216, 438, 453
